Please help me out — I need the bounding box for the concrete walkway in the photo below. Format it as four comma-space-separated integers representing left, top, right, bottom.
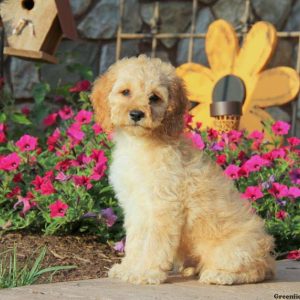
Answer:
0, 260, 299, 300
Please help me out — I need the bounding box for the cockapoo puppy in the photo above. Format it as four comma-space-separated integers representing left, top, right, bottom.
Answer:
91, 55, 275, 285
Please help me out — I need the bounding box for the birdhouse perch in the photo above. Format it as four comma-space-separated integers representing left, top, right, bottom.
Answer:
0, 0, 77, 64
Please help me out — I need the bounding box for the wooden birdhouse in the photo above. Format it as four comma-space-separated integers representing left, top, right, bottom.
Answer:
0, 0, 77, 64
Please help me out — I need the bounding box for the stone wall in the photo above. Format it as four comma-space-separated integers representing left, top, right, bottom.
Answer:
2, 0, 300, 124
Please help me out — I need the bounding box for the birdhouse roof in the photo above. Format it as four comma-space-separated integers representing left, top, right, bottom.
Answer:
55, 0, 78, 40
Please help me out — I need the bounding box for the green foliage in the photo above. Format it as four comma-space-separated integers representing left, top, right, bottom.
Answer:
0, 246, 76, 289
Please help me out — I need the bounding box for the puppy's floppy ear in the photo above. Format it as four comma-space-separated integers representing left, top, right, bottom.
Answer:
90, 71, 115, 132
160, 77, 189, 137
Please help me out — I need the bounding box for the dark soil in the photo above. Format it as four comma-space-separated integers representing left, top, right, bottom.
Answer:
0, 233, 121, 284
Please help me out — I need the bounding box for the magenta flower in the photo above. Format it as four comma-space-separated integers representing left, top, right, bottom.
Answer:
275, 210, 288, 220
242, 186, 264, 201
67, 123, 85, 142
14, 193, 35, 216
21, 106, 30, 116
90, 149, 108, 165
216, 154, 226, 165
184, 113, 193, 127
32, 175, 56, 195
0, 152, 21, 171
268, 183, 289, 199
47, 128, 61, 152
74, 110, 93, 125
0, 131, 6, 143
114, 239, 125, 253
287, 137, 300, 147
242, 155, 269, 173
74, 153, 92, 166
271, 121, 290, 135
237, 165, 250, 178
101, 208, 117, 227
91, 162, 107, 180
248, 130, 264, 141
287, 250, 300, 260
55, 159, 73, 172
49, 199, 68, 218
207, 128, 218, 140
227, 130, 243, 143
58, 105, 74, 120
186, 132, 205, 150
69, 80, 91, 93
289, 169, 300, 185
288, 187, 300, 199
73, 175, 92, 190
43, 113, 58, 127
92, 124, 103, 135
55, 172, 71, 182
6, 186, 21, 199
224, 165, 240, 179
263, 148, 286, 161
15, 134, 38, 152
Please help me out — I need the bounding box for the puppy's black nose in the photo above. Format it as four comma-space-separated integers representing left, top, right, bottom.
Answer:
129, 110, 145, 122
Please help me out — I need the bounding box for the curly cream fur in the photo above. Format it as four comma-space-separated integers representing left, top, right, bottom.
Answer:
91, 55, 275, 285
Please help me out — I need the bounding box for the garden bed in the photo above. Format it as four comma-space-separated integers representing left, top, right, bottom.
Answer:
0, 233, 121, 284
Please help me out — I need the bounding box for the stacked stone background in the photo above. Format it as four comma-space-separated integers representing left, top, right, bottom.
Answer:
1, 0, 300, 127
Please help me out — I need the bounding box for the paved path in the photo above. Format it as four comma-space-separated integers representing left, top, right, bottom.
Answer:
0, 260, 299, 300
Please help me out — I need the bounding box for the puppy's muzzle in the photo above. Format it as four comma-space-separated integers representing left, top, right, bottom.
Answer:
129, 110, 145, 122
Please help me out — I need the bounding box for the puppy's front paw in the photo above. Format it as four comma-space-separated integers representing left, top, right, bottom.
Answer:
199, 269, 235, 285
108, 263, 131, 281
128, 268, 167, 285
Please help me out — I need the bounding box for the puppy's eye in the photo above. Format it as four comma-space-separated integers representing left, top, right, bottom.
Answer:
149, 94, 161, 104
121, 89, 130, 96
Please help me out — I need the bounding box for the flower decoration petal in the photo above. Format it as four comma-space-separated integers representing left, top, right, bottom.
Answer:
190, 103, 214, 128
234, 22, 277, 77
240, 107, 275, 141
176, 63, 214, 104
206, 19, 239, 76
250, 67, 300, 107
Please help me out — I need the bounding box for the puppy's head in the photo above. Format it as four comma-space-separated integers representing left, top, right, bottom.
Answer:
91, 55, 188, 138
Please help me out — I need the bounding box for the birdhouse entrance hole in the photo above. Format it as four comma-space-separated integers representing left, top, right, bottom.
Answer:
22, 0, 34, 10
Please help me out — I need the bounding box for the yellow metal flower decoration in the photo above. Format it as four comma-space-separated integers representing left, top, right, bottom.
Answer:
176, 20, 300, 137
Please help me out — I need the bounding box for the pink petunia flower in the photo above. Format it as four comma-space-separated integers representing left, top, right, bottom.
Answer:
32, 175, 56, 195
6, 186, 21, 199
58, 105, 74, 120
47, 128, 61, 152
287, 250, 300, 260
275, 210, 288, 220
101, 208, 117, 227
114, 239, 125, 253
74, 110, 93, 125
224, 165, 240, 179
55, 159, 73, 172
268, 183, 289, 199
13, 192, 35, 217
227, 130, 243, 143
216, 154, 226, 166
73, 175, 92, 190
55, 172, 71, 182
90, 149, 108, 165
73, 153, 92, 166
15, 134, 38, 152
92, 124, 103, 135
184, 113, 193, 127
186, 132, 205, 150
289, 169, 300, 185
242, 186, 264, 201
91, 162, 107, 180
0, 152, 21, 171
207, 128, 218, 140
288, 187, 300, 199
271, 121, 290, 135
69, 80, 91, 93
43, 113, 58, 127
67, 123, 85, 142
242, 155, 269, 173
238, 165, 250, 178
0, 123, 7, 143
287, 137, 300, 147
248, 130, 264, 141
49, 199, 68, 218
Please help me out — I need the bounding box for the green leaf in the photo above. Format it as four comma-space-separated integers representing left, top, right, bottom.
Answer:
0, 113, 7, 123
11, 113, 31, 125
32, 82, 50, 105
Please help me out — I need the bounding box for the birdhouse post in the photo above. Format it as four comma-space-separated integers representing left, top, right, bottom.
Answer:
0, 0, 77, 64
